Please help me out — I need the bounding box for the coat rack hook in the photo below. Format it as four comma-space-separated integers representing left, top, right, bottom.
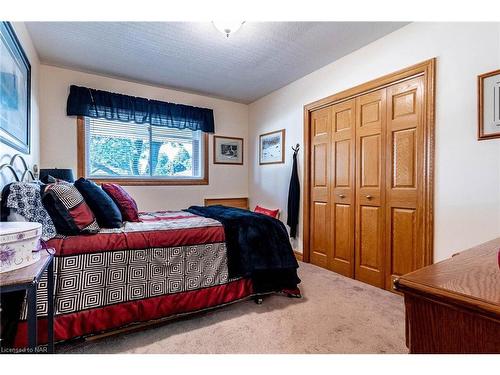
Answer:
292, 143, 300, 152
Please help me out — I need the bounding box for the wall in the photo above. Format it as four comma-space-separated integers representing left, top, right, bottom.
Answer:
248, 22, 500, 261
0, 22, 40, 185
39, 65, 249, 211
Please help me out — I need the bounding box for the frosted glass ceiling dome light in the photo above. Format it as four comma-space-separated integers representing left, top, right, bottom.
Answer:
213, 21, 245, 38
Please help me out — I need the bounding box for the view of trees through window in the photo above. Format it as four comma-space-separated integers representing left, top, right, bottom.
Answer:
86, 118, 202, 179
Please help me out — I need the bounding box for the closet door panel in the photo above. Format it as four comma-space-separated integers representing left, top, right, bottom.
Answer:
391, 207, 417, 276
355, 90, 386, 288
386, 77, 424, 290
334, 204, 352, 263
313, 143, 328, 188
335, 140, 350, 187
310, 107, 332, 269
331, 100, 355, 277
311, 201, 329, 268
393, 128, 416, 188
360, 134, 381, 188
359, 205, 383, 270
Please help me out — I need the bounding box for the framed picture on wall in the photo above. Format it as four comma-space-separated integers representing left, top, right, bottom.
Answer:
259, 129, 285, 165
0, 22, 31, 153
213, 135, 244, 165
478, 68, 500, 140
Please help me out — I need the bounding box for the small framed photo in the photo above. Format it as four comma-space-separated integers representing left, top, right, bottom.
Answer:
478, 69, 500, 140
213, 135, 244, 165
259, 129, 285, 165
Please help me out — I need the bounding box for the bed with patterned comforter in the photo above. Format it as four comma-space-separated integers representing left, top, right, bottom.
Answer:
14, 210, 255, 346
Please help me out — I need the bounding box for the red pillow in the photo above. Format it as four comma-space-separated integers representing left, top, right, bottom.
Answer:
254, 205, 279, 218
101, 183, 140, 222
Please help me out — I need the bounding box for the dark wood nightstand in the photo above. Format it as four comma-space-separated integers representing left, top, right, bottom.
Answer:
1, 251, 55, 353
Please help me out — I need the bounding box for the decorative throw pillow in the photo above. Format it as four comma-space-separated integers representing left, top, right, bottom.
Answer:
4, 182, 57, 240
101, 183, 140, 222
74, 178, 122, 228
42, 183, 100, 235
254, 205, 280, 218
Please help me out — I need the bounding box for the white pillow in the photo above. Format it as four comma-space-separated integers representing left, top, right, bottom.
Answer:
7, 209, 28, 222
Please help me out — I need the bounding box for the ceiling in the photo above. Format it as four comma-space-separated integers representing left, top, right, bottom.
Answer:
26, 22, 408, 103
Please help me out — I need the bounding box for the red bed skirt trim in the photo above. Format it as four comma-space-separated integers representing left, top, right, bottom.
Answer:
14, 278, 253, 347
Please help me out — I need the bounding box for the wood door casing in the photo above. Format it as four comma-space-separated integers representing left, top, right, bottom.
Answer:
355, 89, 386, 288
310, 107, 332, 269
330, 100, 355, 276
385, 76, 425, 290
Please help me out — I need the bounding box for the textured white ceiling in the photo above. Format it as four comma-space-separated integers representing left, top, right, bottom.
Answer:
26, 22, 408, 103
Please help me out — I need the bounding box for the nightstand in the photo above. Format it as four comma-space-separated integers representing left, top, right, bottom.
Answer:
0, 250, 55, 353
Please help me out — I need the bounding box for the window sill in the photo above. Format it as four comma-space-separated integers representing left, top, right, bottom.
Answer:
87, 177, 209, 186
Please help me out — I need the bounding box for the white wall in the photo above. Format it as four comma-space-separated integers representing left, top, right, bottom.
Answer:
248, 22, 500, 261
0, 22, 40, 185
39, 65, 249, 211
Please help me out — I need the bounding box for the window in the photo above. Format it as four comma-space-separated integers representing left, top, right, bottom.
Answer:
78, 117, 208, 185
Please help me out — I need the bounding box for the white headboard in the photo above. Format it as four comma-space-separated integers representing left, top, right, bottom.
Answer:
0, 154, 37, 198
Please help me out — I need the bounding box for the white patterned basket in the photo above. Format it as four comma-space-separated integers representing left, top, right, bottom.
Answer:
0, 222, 42, 273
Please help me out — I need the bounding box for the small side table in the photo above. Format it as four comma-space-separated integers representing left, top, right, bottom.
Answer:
0, 251, 55, 353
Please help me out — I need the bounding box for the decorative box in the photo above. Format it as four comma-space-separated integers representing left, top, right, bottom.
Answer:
0, 222, 42, 273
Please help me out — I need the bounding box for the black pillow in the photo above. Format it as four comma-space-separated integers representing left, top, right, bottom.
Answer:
42, 183, 100, 235
1, 183, 13, 221
74, 177, 123, 228
40, 175, 58, 184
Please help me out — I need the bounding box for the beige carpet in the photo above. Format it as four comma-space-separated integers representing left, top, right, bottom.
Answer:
58, 262, 407, 354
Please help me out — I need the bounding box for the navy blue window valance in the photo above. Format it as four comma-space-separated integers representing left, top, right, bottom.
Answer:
66, 85, 215, 133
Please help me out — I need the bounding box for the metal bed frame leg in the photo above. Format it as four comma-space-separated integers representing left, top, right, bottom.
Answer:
47, 261, 54, 354
27, 283, 37, 352
254, 296, 263, 305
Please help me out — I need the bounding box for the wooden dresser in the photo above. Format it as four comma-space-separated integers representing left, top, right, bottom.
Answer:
395, 238, 500, 353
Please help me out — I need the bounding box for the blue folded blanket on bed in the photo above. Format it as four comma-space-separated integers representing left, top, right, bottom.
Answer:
185, 205, 300, 293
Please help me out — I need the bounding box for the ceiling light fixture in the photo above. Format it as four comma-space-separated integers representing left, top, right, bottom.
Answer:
212, 21, 245, 38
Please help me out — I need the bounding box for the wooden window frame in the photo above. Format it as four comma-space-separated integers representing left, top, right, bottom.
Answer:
77, 116, 209, 186
302, 58, 436, 266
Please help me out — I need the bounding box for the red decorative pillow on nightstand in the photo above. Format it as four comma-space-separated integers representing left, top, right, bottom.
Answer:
101, 183, 141, 222
254, 205, 280, 218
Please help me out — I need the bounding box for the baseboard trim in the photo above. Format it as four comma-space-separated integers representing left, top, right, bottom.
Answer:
294, 250, 303, 262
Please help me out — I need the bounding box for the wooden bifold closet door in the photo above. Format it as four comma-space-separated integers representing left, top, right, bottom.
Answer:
310, 106, 332, 269
355, 88, 386, 288
309, 101, 355, 276
331, 100, 356, 277
385, 76, 426, 289
308, 73, 427, 291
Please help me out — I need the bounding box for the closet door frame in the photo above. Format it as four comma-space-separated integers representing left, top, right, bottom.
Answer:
303, 58, 436, 276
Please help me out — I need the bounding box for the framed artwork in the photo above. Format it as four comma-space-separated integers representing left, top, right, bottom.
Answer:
213, 135, 244, 165
259, 129, 285, 165
478, 68, 500, 140
0, 22, 31, 154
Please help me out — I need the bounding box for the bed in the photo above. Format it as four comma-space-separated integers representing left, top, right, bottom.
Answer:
1, 155, 300, 348
13, 210, 257, 346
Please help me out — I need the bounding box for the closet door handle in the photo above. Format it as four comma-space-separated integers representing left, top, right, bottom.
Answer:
365, 195, 373, 200
338, 194, 345, 198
